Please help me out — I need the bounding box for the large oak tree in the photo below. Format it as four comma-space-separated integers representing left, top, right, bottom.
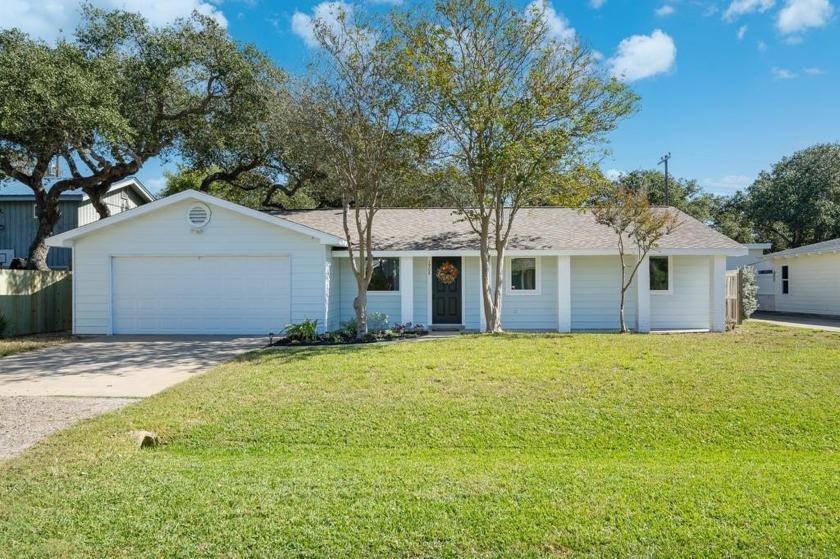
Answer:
0, 7, 283, 269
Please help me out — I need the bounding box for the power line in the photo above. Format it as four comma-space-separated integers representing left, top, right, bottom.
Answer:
658, 153, 671, 206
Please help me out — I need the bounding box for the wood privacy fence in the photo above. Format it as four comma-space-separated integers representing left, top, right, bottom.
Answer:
725, 269, 744, 328
0, 270, 72, 336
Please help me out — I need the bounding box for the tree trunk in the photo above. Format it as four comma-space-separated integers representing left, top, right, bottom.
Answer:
618, 288, 627, 333
87, 190, 112, 219
478, 222, 503, 333
354, 279, 368, 341
490, 242, 506, 333
27, 190, 61, 271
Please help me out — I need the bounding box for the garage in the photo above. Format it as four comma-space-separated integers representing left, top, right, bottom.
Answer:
112, 256, 290, 335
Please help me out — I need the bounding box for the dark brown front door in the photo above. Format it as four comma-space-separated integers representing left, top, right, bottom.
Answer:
432, 257, 462, 325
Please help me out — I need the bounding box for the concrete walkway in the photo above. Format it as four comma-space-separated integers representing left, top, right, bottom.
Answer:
0, 335, 264, 397
750, 312, 840, 333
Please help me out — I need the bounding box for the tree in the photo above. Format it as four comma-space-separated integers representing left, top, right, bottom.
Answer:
307, 9, 428, 340
0, 8, 281, 269
614, 169, 716, 223
592, 186, 680, 333
745, 143, 840, 250
401, 0, 637, 332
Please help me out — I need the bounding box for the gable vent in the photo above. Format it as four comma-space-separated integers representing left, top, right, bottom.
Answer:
187, 203, 211, 229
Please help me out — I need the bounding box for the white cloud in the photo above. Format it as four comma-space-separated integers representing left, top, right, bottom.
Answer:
777, 0, 834, 34
723, 0, 775, 21
605, 169, 623, 181
0, 0, 227, 43
757, 39, 768, 50
590, 0, 607, 8
655, 5, 676, 16
772, 66, 797, 78
701, 175, 752, 193
526, 0, 576, 42
607, 29, 677, 82
737, 24, 749, 38
144, 177, 168, 194
291, 1, 352, 49
804, 66, 825, 74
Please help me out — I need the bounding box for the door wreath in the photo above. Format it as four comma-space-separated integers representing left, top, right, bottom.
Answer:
436, 262, 458, 285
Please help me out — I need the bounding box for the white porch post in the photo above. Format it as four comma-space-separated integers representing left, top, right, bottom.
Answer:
709, 255, 726, 332
400, 256, 414, 324
557, 256, 571, 332
636, 255, 651, 333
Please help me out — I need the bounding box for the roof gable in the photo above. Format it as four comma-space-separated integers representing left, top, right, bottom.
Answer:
46, 190, 347, 248
1, 177, 154, 203
767, 238, 840, 258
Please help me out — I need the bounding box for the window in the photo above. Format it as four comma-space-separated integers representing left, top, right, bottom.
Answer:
781, 265, 789, 294
369, 258, 399, 291
508, 257, 540, 294
649, 256, 671, 293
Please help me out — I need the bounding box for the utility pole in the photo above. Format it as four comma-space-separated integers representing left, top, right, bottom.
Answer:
658, 152, 671, 206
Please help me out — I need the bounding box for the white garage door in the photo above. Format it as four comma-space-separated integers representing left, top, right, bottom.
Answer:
112, 256, 290, 334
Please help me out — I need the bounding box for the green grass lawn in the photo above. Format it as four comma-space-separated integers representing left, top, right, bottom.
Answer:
0, 332, 74, 358
1, 322, 839, 557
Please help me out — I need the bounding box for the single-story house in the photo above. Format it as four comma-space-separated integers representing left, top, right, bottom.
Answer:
46, 190, 747, 335
0, 177, 154, 268
756, 238, 840, 316
726, 243, 771, 271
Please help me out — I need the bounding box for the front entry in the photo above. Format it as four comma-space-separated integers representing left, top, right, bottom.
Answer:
431, 257, 462, 325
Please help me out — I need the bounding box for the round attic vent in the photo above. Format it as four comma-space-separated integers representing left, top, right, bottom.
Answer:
187, 203, 211, 229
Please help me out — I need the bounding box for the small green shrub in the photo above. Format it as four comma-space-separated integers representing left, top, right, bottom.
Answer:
341, 317, 358, 336
741, 266, 759, 318
283, 318, 319, 341
367, 312, 389, 332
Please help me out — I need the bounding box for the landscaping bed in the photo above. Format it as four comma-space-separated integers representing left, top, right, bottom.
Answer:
270, 316, 429, 346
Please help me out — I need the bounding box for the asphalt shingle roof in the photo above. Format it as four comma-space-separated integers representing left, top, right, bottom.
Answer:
767, 237, 840, 258
274, 207, 743, 252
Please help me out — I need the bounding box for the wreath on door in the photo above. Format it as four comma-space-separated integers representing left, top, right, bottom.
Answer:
436, 262, 458, 285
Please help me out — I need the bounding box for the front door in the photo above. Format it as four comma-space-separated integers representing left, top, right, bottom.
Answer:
431, 257, 462, 325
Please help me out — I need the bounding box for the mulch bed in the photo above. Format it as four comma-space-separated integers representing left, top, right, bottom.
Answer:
269, 330, 429, 347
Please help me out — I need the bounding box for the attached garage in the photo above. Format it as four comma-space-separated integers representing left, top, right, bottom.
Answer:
46, 190, 346, 336
112, 256, 290, 334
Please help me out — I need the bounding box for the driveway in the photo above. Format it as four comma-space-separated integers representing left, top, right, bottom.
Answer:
750, 312, 840, 333
0, 336, 263, 460
0, 335, 264, 397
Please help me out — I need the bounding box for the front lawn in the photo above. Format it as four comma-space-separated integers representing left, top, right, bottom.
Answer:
1, 323, 838, 557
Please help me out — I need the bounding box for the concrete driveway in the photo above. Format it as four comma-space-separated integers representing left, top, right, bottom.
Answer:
750, 312, 840, 333
0, 335, 265, 397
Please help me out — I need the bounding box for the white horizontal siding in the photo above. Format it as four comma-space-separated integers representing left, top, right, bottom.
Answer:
501, 256, 559, 330
650, 256, 711, 330
571, 256, 638, 330
336, 258, 402, 327
328, 255, 341, 331
72, 199, 327, 335
463, 257, 481, 330
78, 187, 144, 226
773, 253, 840, 315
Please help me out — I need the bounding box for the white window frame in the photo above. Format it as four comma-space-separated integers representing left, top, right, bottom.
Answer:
649, 255, 673, 295
506, 256, 541, 295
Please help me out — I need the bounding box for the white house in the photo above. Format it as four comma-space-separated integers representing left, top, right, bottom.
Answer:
46, 190, 746, 335
757, 238, 840, 316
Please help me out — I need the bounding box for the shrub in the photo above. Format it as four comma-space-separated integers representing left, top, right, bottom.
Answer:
283, 318, 319, 341
367, 312, 389, 332
741, 266, 759, 318
340, 317, 358, 336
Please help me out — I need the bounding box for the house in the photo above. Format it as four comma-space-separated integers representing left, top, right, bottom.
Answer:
756, 238, 840, 316
727, 243, 774, 310
46, 190, 747, 335
726, 243, 771, 271
0, 178, 154, 268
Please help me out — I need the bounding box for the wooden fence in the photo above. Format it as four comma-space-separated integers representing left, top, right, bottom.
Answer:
0, 270, 72, 336
725, 269, 743, 328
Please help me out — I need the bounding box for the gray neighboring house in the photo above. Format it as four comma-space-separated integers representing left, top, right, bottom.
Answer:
0, 178, 154, 269
757, 238, 840, 316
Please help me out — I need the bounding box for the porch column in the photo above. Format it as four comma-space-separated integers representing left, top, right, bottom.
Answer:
557, 256, 571, 332
636, 255, 651, 333
400, 256, 414, 324
709, 255, 726, 332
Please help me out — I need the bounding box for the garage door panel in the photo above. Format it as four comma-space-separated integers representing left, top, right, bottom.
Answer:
112, 256, 290, 334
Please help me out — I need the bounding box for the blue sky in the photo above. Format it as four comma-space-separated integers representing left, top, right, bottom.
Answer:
2, 0, 838, 197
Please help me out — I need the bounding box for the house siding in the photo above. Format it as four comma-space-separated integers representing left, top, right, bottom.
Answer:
570, 256, 638, 331
0, 200, 78, 269
78, 186, 145, 226
71, 199, 327, 334
650, 256, 712, 330
413, 257, 429, 326
336, 258, 402, 326
771, 253, 840, 316
463, 257, 481, 330
500, 255, 559, 330
327, 254, 341, 331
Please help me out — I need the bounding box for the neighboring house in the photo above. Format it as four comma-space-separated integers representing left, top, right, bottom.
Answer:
727, 243, 771, 271
756, 238, 840, 316
0, 178, 154, 269
46, 190, 746, 336
728, 243, 774, 309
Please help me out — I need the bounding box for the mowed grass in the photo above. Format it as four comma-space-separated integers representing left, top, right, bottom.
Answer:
0, 333, 75, 358
1, 323, 839, 557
